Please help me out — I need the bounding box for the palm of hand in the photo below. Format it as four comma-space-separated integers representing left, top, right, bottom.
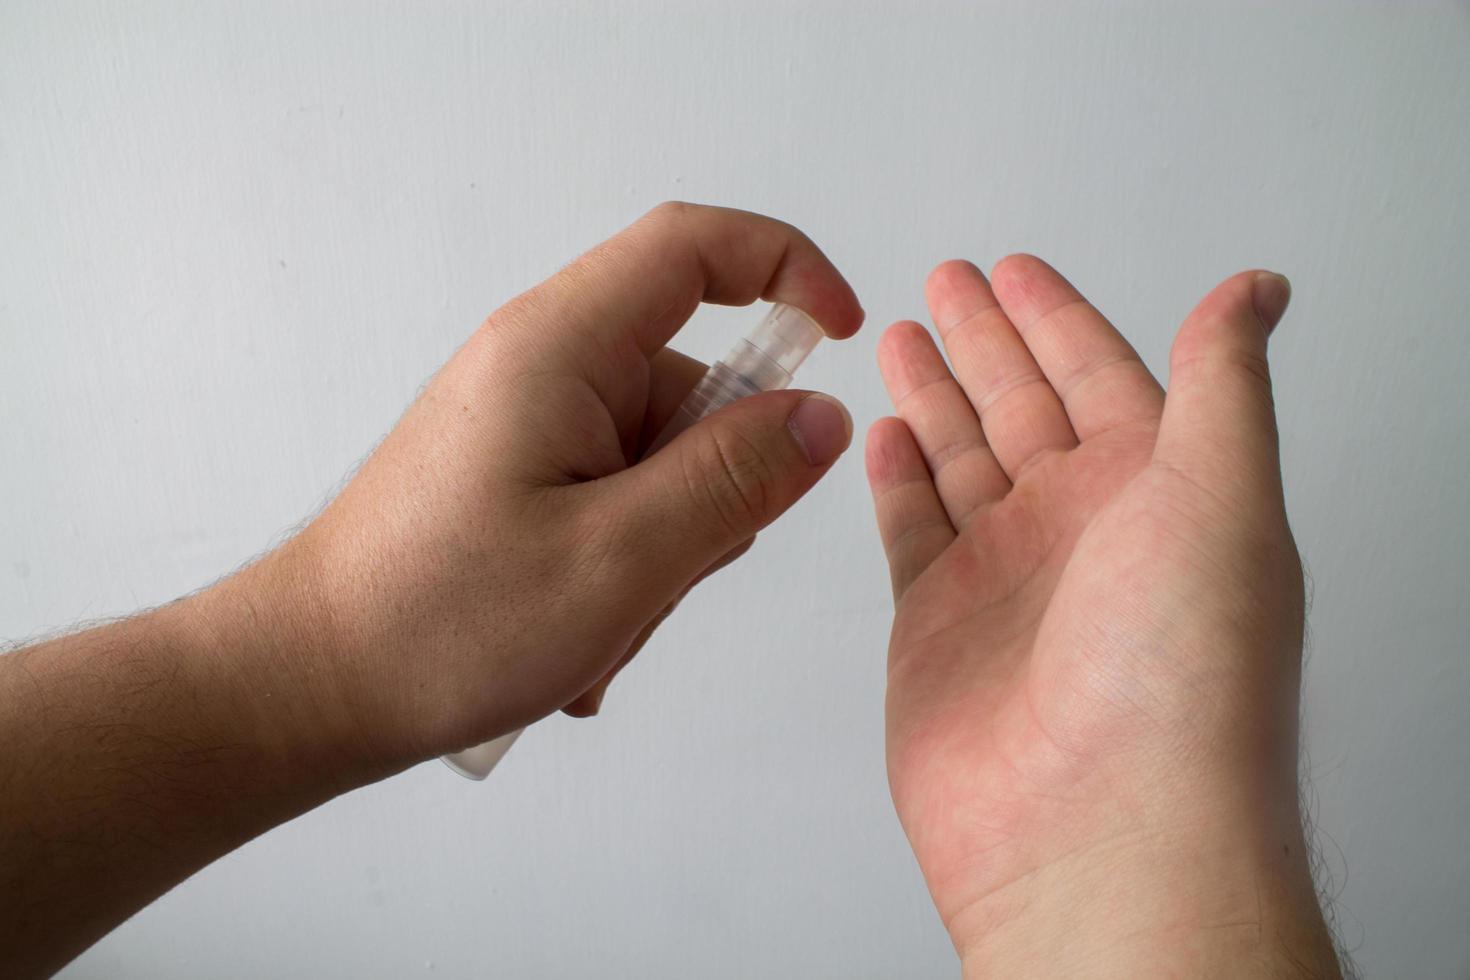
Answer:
888, 426, 1159, 924
867, 257, 1300, 935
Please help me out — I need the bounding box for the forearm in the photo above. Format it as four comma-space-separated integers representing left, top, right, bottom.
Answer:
0, 550, 389, 978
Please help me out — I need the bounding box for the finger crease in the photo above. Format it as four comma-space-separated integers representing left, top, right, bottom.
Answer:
874, 474, 942, 504
894, 373, 960, 409
1057, 351, 1139, 401
976, 372, 1052, 413
1014, 297, 1094, 337
886, 516, 954, 555
938, 302, 1005, 341
926, 436, 994, 474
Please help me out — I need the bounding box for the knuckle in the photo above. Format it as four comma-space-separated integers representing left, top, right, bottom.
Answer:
683, 425, 776, 538
1221, 346, 1275, 394
1172, 344, 1275, 402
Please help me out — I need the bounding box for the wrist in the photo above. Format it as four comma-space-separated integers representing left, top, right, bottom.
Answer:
947, 779, 1339, 979
174, 543, 411, 793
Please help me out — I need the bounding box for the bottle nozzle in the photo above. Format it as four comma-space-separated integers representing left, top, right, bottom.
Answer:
746, 304, 824, 376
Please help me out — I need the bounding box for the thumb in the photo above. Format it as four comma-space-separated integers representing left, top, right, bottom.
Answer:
1154, 270, 1291, 501
598, 389, 852, 604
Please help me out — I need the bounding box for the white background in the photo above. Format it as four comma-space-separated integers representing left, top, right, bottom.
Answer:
4, 3, 1467, 977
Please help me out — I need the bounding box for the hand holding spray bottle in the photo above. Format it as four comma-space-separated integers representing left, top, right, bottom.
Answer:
443, 303, 827, 780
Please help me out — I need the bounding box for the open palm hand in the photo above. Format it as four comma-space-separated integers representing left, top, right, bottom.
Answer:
866, 257, 1337, 976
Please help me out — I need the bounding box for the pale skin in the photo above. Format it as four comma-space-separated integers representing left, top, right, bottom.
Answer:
869, 257, 1341, 977
0, 204, 1339, 977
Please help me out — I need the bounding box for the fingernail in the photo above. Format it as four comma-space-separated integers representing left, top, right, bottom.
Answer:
788, 394, 852, 466
1252, 272, 1292, 333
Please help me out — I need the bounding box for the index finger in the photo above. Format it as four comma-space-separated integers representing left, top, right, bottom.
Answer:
508, 202, 864, 355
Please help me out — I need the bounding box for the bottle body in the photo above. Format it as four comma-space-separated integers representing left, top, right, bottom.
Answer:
645, 354, 779, 455
442, 729, 521, 780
